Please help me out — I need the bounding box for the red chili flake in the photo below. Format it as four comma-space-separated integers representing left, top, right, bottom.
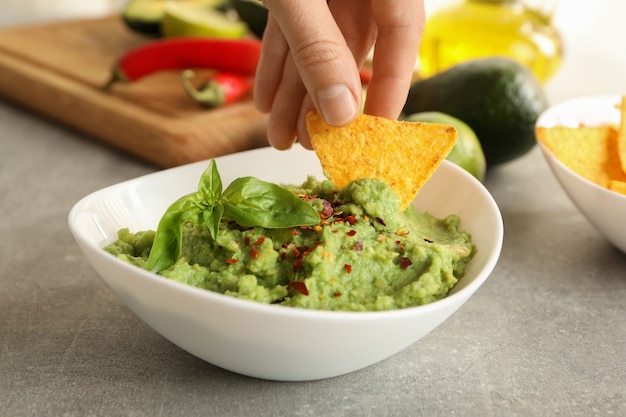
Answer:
250, 248, 260, 260
253, 236, 265, 246
334, 292, 342, 297
376, 217, 387, 226
304, 242, 321, 255
355, 238, 363, 251
281, 243, 289, 249
280, 252, 287, 260
291, 229, 299, 236
292, 259, 302, 274
400, 257, 413, 270
346, 230, 357, 237
225, 258, 238, 264
290, 281, 309, 295
345, 215, 357, 225
344, 264, 352, 274
244, 237, 250, 245
320, 200, 334, 219
396, 240, 401, 244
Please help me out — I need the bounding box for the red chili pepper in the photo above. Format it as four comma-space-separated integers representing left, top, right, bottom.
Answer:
181, 69, 254, 108
104, 37, 262, 89
359, 68, 372, 84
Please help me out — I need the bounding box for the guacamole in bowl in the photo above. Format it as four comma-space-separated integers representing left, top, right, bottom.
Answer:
68, 146, 502, 381
104, 173, 475, 311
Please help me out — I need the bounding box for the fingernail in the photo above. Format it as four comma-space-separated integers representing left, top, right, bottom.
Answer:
317, 85, 358, 126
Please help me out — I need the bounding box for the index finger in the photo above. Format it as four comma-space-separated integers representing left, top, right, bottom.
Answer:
261, 0, 362, 126
364, 0, 425, 119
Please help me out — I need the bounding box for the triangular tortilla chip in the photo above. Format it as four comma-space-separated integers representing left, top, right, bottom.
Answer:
536, 125, 626, 188
608, 180, 626, 196
618, 96, 626, 175
306, 111, 457, 209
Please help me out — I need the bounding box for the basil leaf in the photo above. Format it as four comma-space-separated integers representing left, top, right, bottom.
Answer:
146, 210, 186, 273
221, 177, 319, 228
198, 159, 222, 204
203, 202, 224, 240
146, 193, 203, 273
145, 160, 320, 274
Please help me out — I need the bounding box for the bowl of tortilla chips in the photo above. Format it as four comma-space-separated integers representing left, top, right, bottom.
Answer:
535, 94, 626, 254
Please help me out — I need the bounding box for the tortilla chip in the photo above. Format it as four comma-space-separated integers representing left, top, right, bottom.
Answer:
306, 111, 457, 210
618, 97, 626, 175
536, 125, 626, 187
608, 180, 626, 196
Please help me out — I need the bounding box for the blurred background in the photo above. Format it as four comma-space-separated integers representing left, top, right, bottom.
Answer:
0, 0, 125, 25
1, 0, 625, 104
423, 0, 626, 103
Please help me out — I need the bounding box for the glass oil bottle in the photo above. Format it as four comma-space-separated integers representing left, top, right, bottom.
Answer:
418, 0, 562, 83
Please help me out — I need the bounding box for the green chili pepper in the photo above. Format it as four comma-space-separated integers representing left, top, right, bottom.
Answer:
146, 160, 320, 273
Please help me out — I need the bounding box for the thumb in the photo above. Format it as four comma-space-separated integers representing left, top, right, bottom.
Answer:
264, 0, 361, 126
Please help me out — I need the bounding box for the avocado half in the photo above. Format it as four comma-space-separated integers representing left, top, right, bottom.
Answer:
232, 0, 268, 39
122, 0, 231, 36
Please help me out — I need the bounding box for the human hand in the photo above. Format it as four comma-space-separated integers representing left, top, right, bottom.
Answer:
253, 0, 425, 150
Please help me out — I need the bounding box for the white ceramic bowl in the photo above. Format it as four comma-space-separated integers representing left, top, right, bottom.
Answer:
536, 94, 626, 254
68, 146, 503, 381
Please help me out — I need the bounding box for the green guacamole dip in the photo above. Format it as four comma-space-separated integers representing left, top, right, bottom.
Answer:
105, 176, 475, 311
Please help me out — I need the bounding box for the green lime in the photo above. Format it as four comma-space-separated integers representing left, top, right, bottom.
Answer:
161, 2, 248, 38
403, 111, 487, 182
122, 0, 169, 35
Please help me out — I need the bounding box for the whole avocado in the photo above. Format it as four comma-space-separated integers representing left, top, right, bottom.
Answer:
403, 57, 548, 166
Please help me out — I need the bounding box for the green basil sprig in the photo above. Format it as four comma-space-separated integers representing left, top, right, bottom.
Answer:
146, 160, 320, 273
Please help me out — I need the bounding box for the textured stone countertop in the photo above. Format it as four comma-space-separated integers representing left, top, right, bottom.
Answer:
1, 2, 625, 416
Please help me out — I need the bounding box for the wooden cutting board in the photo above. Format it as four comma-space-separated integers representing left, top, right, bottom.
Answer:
0, 15, 269, 168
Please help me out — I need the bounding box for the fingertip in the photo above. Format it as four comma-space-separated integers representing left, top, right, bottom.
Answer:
267, 131, 296, 151
316, 84, 359, 127
295, 117, 313, 150
266, 112, 297, 150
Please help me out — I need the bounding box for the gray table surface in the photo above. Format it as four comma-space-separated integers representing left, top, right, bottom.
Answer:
2, 9, 626, 416
2, 96, 625, 416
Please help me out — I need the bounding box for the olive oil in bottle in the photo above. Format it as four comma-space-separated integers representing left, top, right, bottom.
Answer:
418, 0, 562, 83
